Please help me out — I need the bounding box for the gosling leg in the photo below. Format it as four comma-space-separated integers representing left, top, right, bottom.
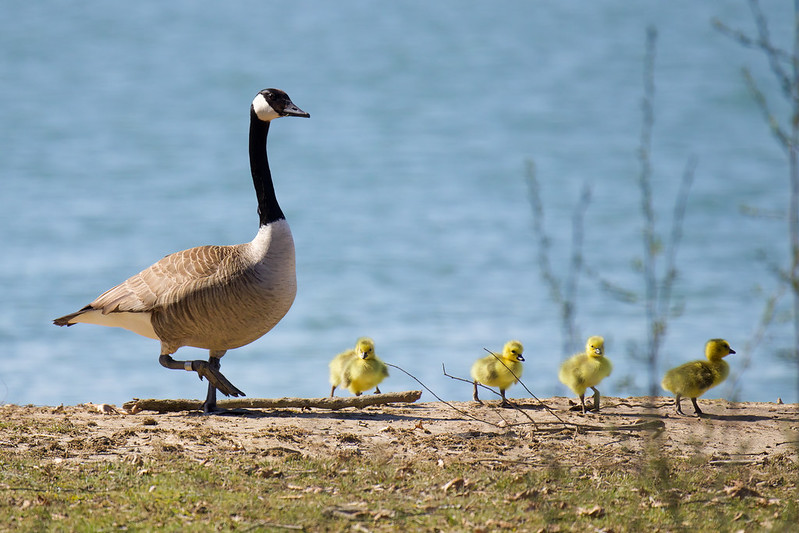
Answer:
330, 385, 336, 398
579, 393, 587, 414
498, 389, 514, 408
690, 397, 704, 416
374, 386, 382, 395
590, 386, 601, 412
472, 380, 482, 404
674, 395, 685, 415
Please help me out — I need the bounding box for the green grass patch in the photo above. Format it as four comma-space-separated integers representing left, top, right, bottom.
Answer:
0, 446, 796, 531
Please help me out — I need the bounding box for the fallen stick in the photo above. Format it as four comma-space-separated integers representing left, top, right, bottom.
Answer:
123, 390, 423, 413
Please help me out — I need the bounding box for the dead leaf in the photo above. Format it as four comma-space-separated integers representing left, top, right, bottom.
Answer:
724, 481, 763, 499
508, 488, 539, 501
372, 509, 395, 521
577, 505, 605, 518
442, 477, 464, 492
86, 403, 120, 415
98, 403, 120, 415
485, 519, 515, 529
257, 468, 283, 479
323, 503, 368, 520
414, 420, 431, 433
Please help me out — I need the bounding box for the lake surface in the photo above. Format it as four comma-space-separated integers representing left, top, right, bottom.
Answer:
2, 1, 797, 407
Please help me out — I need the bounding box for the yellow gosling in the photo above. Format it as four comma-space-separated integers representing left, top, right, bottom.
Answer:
329, 339, 362, 397
661, 338, 735, 416
329, 337, 389, 396
470, 340, 525, 408
558, 336, 612, 413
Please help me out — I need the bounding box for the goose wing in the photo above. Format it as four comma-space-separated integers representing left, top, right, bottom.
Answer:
89, 244, 238, 315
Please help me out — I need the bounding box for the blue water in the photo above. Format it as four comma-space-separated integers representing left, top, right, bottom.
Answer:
2, 1, 797, 407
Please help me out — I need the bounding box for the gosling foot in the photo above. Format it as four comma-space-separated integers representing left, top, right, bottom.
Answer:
690, 398, 705, 417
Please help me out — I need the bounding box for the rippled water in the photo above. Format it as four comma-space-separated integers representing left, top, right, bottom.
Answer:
1, 1, 797, 406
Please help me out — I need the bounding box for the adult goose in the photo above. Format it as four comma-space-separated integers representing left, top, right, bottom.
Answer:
54, 88, 309, 413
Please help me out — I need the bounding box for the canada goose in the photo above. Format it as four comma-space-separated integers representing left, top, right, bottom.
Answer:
661, 338, 735, 416
558, 336, 612, 413
470, 340, 525, 408
330, 337, 388, 396
53, 88, 309, 413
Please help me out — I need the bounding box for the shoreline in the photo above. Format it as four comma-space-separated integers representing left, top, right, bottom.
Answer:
2, 396, 797, 465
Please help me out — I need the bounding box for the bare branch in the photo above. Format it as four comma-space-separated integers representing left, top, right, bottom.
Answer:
123, 391, 423, 413
659, 155, 698, 320
743, 68, 791, 150
712, 17, 793, 97
526, 160, 564, 307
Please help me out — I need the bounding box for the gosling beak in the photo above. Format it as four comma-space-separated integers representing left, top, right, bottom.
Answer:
729, 348, 736, 355
282, 102, 310, 118
517, 355, 525, 362
594, 349, 602, 355
360, 352, 369, 359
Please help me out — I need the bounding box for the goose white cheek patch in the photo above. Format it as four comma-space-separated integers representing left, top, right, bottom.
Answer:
252, 94, 280, 121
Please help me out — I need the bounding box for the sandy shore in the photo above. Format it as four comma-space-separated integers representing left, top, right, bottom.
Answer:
2, 397, 797, 467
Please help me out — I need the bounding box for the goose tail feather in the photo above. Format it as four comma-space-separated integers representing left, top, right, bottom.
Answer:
53, 305, 92, 326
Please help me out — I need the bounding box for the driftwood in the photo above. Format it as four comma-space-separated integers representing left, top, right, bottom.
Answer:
122, 390, 423, 414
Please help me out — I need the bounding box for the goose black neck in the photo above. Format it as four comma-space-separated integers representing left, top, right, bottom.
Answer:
249, 109, 285, 226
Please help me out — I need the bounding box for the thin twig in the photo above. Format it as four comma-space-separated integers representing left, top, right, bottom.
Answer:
659, 155, 697, 323
441, 363, 539, 430
639, 25, 661, 397
482, 348, 567, 425
743, 68, 790, 150
385, 363, 506, 428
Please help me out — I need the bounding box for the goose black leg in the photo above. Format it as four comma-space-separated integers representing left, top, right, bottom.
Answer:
159, 350, 245, 413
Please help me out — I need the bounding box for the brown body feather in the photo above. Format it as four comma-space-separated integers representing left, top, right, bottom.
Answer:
54, 222, 296, 355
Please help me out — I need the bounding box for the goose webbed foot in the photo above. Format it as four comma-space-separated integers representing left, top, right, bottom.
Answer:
159, 353, 245, 414
192, 359, 245, 398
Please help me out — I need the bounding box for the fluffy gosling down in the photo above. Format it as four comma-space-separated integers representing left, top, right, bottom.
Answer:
661, 338, 735, 416
470, 340, 525, 408
329, 337, 388, 397
558, 336, 612, 413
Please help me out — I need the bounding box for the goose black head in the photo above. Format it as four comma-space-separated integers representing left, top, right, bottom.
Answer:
252, 88, 310, 122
